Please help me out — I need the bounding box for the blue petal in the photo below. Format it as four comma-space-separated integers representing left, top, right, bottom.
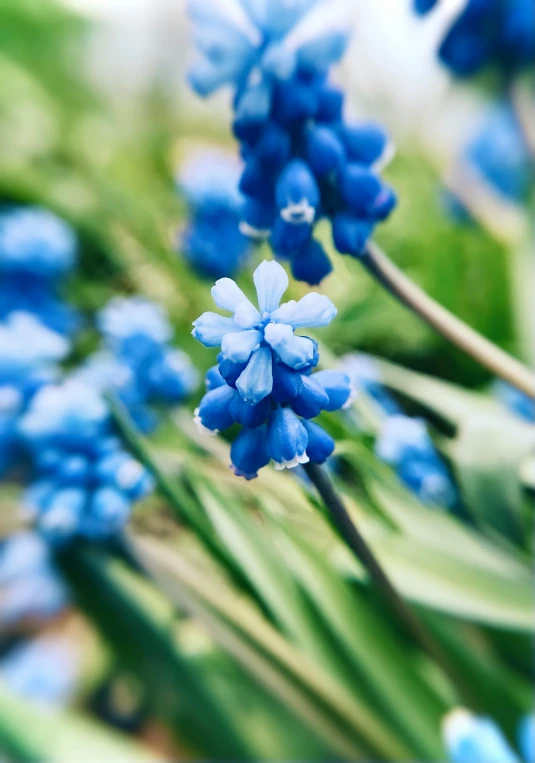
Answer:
83, 487, 131, 539
211, 277, 257, 315
297, 32, 350, 74
266, 407, 309, 470
291, 238, 332, 285
264, 322, 315, 369
289, 375, 329, 419
229, 394, 271, 428
271, 292, 337, 328
518, 715, 535, 763
316, 83, 344, 123
443, 710, 520, 763
261, 42, 297, 79
236, 346, 273, 403
340, 165, 384, 217
194, 385, 237, 433
253, 260, 288, 314
205, 365, 226, 390
275, 160, 319, 224
272, 364, 304, 403
332, 213, 374, 256
305, 125, 345, 176
38, 488, 86, 543
254, 122, 291, 169
235, 80, 272, 124
221, 328, 262, 362
312, 369, 353, 411
192, 312, 238, 346
302, 420, 335, 464
339, 122, 392, 168
230, 425, 270, 480
270, 218, 311, 258
218, 356, 248, 389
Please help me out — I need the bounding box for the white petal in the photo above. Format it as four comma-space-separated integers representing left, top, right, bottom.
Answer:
271, 293, 337, 328
221, 329, 262, 363
253, 260, 289, 315
212, 277, 258, 314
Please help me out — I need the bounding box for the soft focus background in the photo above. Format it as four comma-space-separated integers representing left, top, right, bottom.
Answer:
0, 1, 533, 761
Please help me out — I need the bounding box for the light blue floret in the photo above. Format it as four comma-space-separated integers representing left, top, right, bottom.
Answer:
443, 709, 520, 763
193, 260, 337, 404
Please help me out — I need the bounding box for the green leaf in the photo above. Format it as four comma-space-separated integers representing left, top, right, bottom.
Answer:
450, 412, 535, 540
54, 544, 251, 761
133, 533, 413, 762
0, 680, 157, 763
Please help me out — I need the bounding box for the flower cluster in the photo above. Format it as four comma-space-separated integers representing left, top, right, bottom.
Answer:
0, 312, 69, 478
187, 0, 396, 284
414, 0, 535, 77
193, 260, 353, 478
177, 149, 253, 279
343, 354, 457, 509
443, 708, 534, 763
0, 206, 78, 335
18, 379, 155, 543
0, 531, 68, 627
76, 297, 198, 434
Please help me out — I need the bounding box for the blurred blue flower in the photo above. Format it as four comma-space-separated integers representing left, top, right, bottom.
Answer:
414, 0, 535, 76
376, 415, 457, 509
93, 297, 198, 432
18, 379, 154, 543
0, 207, 78, 335
177, 149, 252, 278
0, 207, 76, 279
0, 531, 68, 626
342, 354, 457, 510
493, 380, 535, 422
443, 708, 534, 763
187, 0, 351, 99
1, 635, 79, 706
0, 312, 69, 477
193, 260, 352, 477
187, 1, 396, 284
466, 105, 531, 204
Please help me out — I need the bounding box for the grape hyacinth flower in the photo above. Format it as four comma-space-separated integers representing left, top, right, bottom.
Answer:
0, 312, 69, 478
493, 380, 535, 423
187, 0, 396, 284
1, 635, 79, 706
18, 380, 154, 543
343, 353, 457, 509
0, 531, 68, 627
192, 260, 353, 477
414, 0, 535, 77
83, 297, 198, 433
443, 708, 535, 763
0, 206, 78, 335
177, 149, 252, 279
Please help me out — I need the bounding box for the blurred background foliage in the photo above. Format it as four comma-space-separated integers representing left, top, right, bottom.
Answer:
0, 1, 532, 761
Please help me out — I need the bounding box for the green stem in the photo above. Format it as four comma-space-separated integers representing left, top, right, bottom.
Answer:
303, 461, 480, 709
362, 243, 535, 399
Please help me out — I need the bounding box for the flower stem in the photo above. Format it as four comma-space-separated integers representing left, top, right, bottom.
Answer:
361, 242, 535, 399
303, 460, 479, 707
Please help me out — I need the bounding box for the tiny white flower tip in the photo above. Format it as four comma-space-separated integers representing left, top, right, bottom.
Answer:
239, 220, 271, 239
42, 507, 77, 532
273, 452, 309, 471
117, 460, 143, 490
373, 141, 396, 173
193, 410, 218, 436
342, 383, 359, 410
442, 709, 475, 747
280, 200, 315, 225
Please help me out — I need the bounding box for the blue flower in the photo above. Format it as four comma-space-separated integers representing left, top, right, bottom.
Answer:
18, 380, 154, 542
493, 380, 535, 423
193, 260, 336, 404
178, 149, 252, 279
187, 0, 351, 99
193, 260, 350, 478
0, 207, 78, 335
0, 531, 68, 626
0, 312, 69, 478
187, 1, 396, 283
94, 297, 198, 432
1, 635, 79, 706
342, 352, 401, 415
415, 0, 535, 76
0, 207, 77, 279
443, 709, 532, 763
375, 415, 457, 509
